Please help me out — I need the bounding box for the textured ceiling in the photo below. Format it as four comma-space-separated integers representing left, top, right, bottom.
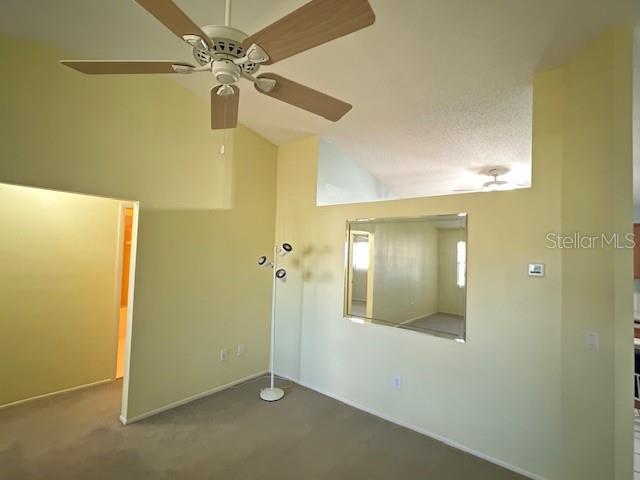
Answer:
0, 0, 636, 198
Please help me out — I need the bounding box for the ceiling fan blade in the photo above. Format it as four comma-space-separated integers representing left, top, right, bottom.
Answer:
134, 0, 213, 49
453, 188, 483, 192
60, 60, 195, 74
211, 86, 240, 130
243, 0, 375, 65
254, 73, 351, 122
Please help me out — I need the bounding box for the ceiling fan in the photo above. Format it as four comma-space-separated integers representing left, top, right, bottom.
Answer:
60, 0, 375, 130
454, 166, 529, 193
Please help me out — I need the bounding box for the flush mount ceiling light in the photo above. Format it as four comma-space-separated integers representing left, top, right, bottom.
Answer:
60, 0, 375, 130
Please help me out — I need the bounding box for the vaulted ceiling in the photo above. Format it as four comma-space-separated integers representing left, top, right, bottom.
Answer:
0, 0, 636, 198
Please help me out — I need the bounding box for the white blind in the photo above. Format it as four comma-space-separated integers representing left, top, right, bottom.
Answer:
352, 239, 370, 271
457, 240, 466, 288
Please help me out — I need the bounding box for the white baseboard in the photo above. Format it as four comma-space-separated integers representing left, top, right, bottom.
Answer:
398, 311, 437, 325
0, 378, 113, 410
277, 372, 546, 480
120, 370, 268, 425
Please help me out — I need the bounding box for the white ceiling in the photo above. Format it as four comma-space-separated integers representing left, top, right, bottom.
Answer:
0, 0, 636, 199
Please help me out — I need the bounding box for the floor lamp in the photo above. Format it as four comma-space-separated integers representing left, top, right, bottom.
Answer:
257, 242, 292, 402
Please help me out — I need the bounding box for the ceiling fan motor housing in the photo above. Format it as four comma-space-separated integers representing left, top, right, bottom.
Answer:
192, 25, 259, 74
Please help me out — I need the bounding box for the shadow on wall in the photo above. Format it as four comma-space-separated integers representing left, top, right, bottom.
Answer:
292, 245, 334, 283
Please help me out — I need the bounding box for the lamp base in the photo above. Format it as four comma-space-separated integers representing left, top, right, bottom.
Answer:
260, 387, 285, 402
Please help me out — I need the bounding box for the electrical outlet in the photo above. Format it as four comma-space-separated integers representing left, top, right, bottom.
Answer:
237, 343, 245, 356
219, 348, 229, 363
391, 375, 402, 389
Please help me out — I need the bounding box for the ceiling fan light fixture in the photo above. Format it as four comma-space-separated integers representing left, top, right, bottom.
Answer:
211, 59, 241, 85
182, 34, 209, 52
217, 85, 235, 96
246, 44, 270, 63
255, 77, 276, 93
171, 64, 194, 74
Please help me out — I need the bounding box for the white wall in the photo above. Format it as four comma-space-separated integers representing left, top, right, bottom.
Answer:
317, 139, 396, 206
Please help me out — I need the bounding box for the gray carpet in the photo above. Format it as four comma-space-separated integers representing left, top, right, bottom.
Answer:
0, 379, 527, 480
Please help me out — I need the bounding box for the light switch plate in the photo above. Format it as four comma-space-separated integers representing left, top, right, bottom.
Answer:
585, 332, 600, 351
528, 263, 545, 277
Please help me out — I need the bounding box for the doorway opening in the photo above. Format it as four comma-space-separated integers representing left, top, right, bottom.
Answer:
348, 230, 375, 318
116, 206, 134, 379
114, 201, 139, 423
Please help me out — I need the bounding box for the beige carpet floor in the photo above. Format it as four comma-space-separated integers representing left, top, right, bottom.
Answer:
404, 312, 465, 338
0, 378, 528, 480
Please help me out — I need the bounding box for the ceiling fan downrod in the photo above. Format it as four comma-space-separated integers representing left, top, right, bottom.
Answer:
224, 0, 231, 27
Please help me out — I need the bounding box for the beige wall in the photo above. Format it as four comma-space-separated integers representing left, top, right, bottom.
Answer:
351, 266, 368, 302
0, 36, 277, 420
559, 28, 633, 480
0, 183, 121, 405
273, 28, 633, 480
437, 228, 465, 316
370, 221, 438, 323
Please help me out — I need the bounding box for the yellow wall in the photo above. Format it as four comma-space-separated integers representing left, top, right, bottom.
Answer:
274, 28, 633, 479
0, 36, 277, 420
0, 183, 121, 405
559, 28, 633, 480
437, 228, 465, 316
